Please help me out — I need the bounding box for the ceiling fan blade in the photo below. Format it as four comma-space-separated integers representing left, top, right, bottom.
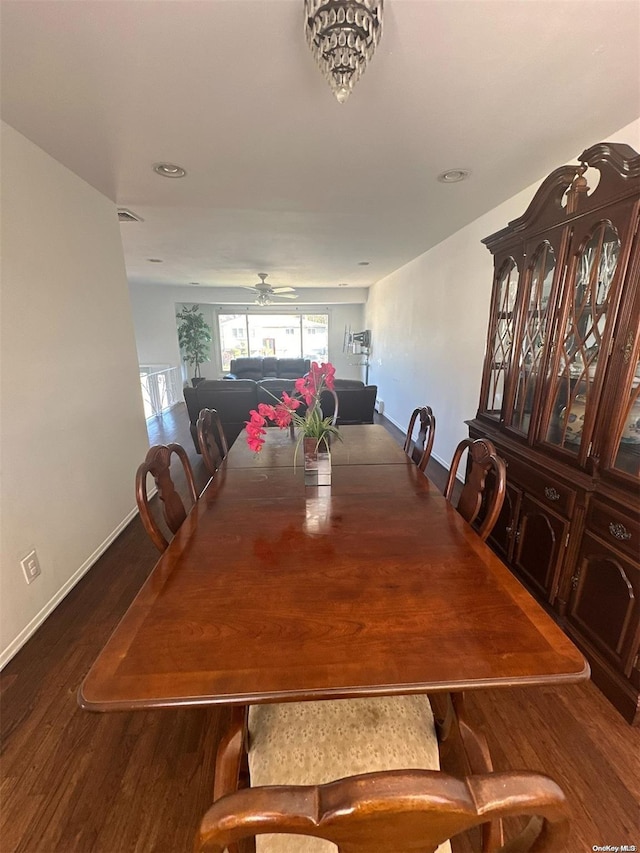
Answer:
273, 292, 298, 299
241, 286, 260, 292
271, 286, 296, 293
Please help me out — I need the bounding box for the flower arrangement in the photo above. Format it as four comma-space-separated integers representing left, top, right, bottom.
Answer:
245, 362, 341, 454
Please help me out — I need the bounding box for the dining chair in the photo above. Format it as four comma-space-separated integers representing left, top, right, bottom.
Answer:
196, 408, 229, 476
199, 694, 568, 853
135, 443, 198, 552
404, 406, 436, 472
443, 438, 507, 542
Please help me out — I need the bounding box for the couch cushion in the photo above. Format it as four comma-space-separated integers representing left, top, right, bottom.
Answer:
276, 358, 310, 379
229, 357, 265, 380
186, 379, 258, 449
262, 357, 278, 377
248, 695, 450, 853
257, 379, 297, 408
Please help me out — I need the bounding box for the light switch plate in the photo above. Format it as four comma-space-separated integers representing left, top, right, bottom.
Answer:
21, 549, 41, 584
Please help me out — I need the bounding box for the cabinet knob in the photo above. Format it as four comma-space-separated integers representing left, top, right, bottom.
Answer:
608, 522, 632, 541
544, 486, 560, 502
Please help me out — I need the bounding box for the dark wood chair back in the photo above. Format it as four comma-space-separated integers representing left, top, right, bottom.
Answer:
135, 443, 198, 552
197, 768, 568, 852
404, 406, 436, 472
196, 408, 229, 476
444, 438, 506, 541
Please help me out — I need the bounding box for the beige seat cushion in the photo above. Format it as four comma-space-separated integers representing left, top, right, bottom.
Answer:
248, 695, 452, 853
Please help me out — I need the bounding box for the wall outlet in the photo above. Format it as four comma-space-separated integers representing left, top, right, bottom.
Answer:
376, 399, 384, 415
21, 549, 41, 584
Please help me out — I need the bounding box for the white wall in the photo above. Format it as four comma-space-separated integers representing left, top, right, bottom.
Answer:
0, 123, 151, 666
366, 119, 640, 470
129, 282, 367, 382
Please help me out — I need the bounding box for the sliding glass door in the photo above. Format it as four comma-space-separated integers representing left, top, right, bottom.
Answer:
218, 313, 328, 372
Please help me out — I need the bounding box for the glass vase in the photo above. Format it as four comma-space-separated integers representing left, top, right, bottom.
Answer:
303, 436, 331, 486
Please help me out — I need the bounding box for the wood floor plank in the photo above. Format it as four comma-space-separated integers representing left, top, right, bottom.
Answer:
1, 404, 638, 852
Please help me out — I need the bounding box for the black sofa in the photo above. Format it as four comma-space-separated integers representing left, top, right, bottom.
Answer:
183, 378, 378, 452
225, 357, 310, 380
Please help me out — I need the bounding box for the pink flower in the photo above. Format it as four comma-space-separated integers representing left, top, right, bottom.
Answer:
273, 403, 293, 429
246, 416, 266, 452
257, 403, 276, 420
245, 362, 338, 453
308, 362, 323, 394
295, 376, 314, 406
281, 391, 301, 411
247, 433, 265, 452
324, 363, 336, 391
248, 408, 266, 426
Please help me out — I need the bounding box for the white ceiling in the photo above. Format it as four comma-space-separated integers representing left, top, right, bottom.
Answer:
2, 0, 639, 295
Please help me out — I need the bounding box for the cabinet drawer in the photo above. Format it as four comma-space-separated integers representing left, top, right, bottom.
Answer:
505, 458, 576, 517
586, 499, 640, 562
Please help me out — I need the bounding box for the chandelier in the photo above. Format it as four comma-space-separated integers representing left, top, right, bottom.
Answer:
304, 0, 384, 103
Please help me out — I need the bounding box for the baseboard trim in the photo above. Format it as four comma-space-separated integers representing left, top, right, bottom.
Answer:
0, 505, 141, 670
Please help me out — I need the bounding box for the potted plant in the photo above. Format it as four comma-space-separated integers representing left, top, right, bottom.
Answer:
245, 362, 341, 485
176, 304, 212, 386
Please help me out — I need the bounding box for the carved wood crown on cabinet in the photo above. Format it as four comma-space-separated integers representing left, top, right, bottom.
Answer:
468, 142, 640, 725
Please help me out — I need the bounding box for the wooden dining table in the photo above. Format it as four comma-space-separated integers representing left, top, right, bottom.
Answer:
79, 425, 589, 713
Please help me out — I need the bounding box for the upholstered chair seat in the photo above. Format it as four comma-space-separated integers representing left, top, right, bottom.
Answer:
247, 695, 451, 853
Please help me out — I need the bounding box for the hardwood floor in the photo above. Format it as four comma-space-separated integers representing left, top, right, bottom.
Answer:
1, 404, 638, 852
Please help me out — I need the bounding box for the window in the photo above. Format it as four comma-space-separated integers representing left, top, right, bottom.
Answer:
218, 313, 329, 372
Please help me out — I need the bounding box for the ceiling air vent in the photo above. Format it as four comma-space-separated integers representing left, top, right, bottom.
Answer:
117, 208, 143, 223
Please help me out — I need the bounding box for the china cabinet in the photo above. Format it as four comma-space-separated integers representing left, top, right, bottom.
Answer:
468, 142, 640, 723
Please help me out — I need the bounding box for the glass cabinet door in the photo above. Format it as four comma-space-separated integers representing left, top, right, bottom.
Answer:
543, 222, 621, 455
481, 258, 519, 420
510, 242, 556, 435
611, 351, 640, 478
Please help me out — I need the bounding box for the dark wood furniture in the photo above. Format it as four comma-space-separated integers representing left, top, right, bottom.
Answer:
135, 443, 198, 553
80, 426, 587, 713
404, 405, 436, 472
468, 141, 640, 723
196, 408, 229, 476
197, 768, 569, 853
444, 438, 507, 543
210, 691, 519, 853
224, 423, 410, 469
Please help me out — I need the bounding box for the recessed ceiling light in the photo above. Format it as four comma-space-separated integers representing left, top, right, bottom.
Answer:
437, 169, 471, 183
338, 282, 349, 287
148, 258, 163, 263
153, 162, 187, 178
358, 261, 370, 266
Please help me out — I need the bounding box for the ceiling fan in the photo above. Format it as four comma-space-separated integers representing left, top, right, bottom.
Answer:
242, 273, 298, 306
